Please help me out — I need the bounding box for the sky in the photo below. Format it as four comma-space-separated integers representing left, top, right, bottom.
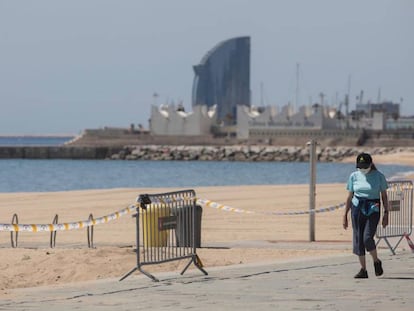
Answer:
0, 0, 413, 135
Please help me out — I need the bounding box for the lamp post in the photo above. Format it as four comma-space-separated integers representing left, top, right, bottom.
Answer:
308, 139, 317, 242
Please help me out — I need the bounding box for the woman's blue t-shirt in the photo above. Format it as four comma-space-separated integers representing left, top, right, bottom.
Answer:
346, 169, 388, 207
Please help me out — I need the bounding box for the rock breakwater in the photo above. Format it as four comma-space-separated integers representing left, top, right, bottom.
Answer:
1, 145, 412, 162
110, 145, 413, 163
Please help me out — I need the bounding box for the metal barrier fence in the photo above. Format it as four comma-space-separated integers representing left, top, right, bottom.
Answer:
120, 189, 207, 282
376, 180, 413, 255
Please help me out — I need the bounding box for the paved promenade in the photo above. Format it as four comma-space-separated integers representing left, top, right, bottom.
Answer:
1, 250, 413, 311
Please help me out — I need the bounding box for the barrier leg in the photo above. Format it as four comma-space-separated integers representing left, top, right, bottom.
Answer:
391, 236, 405, 254
11, 214, 18, 248
120, 267, 139, 281
180, 254, 208, 276
377, 236, 406, 255
87, 214, 94, 248
383, 238, 396, 255
50, 214, 58, 248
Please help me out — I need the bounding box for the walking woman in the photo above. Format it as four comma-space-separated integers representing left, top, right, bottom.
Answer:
343, 152, 389, 278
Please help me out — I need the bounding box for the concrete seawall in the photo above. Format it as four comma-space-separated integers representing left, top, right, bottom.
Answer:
0, 146, 122, 159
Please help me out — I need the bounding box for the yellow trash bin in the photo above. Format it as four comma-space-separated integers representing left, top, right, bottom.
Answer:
141, 205, 170, 247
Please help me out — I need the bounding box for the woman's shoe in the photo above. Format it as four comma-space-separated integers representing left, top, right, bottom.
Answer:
354, 268, 368, 278
374, 260, 383, 276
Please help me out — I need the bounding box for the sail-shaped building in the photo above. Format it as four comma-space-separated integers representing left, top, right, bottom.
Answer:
192, 36, 251, 125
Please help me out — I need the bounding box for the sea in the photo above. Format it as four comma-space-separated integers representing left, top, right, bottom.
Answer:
1, 136, 413, 193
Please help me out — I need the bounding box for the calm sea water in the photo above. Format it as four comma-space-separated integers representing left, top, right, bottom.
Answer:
1, 137, 413, 193
0, 136, 74, 146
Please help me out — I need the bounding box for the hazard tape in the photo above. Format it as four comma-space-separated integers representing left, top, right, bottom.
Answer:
196, 199, 255, 214
0, 196, 194, 233
0, 196, 345, 232
138, 196, 346, 216
0, 205, 137, 232
141, 196, 346, 215
196, 198, 346, 216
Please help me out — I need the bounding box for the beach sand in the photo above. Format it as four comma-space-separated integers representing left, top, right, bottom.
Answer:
0, 150, 413, 294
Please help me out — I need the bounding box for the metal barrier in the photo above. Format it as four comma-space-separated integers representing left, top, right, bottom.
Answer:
376, 180, 413, 255
120, 189, 207, 282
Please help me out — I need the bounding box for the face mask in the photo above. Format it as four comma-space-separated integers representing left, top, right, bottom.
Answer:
358, 168, 370, 175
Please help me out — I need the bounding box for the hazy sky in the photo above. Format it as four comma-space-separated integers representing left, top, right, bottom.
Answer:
0, 0, 413, 135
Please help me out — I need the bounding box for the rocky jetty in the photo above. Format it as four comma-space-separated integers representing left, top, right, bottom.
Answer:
109, 145, 413, 162
1, 145, 412, 162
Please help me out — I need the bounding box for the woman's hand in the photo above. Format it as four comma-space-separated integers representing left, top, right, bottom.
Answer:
343, 214, 348, 229
382, 212, 389, 228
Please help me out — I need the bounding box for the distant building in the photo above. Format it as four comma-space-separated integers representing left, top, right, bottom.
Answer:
355, 101, 400, 119
192, 36, 250, 125
149, 37, 413, 141
150, 104, 216, 136
236, 104, 339, 139
386, 117, 414, 129
353, 101, 402, 130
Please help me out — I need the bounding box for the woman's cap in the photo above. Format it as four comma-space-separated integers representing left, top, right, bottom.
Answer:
356, 153, 372, 169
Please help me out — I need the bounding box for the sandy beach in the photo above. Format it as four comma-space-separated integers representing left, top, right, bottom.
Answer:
1, 150, 413, 294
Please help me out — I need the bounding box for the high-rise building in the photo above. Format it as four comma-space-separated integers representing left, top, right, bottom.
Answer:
192, 36, 250, 125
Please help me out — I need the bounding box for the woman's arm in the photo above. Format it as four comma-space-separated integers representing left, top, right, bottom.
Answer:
381, 190, 389, 228
343, 191, 353, 229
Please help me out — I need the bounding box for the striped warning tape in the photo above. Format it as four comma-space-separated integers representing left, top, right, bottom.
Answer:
196, 199, 255, 214
0, 197, 345, 232
0, 197, 193, 233
143, 196, 346, 215
196, 198, 346, 216
0, 205, 137, 232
